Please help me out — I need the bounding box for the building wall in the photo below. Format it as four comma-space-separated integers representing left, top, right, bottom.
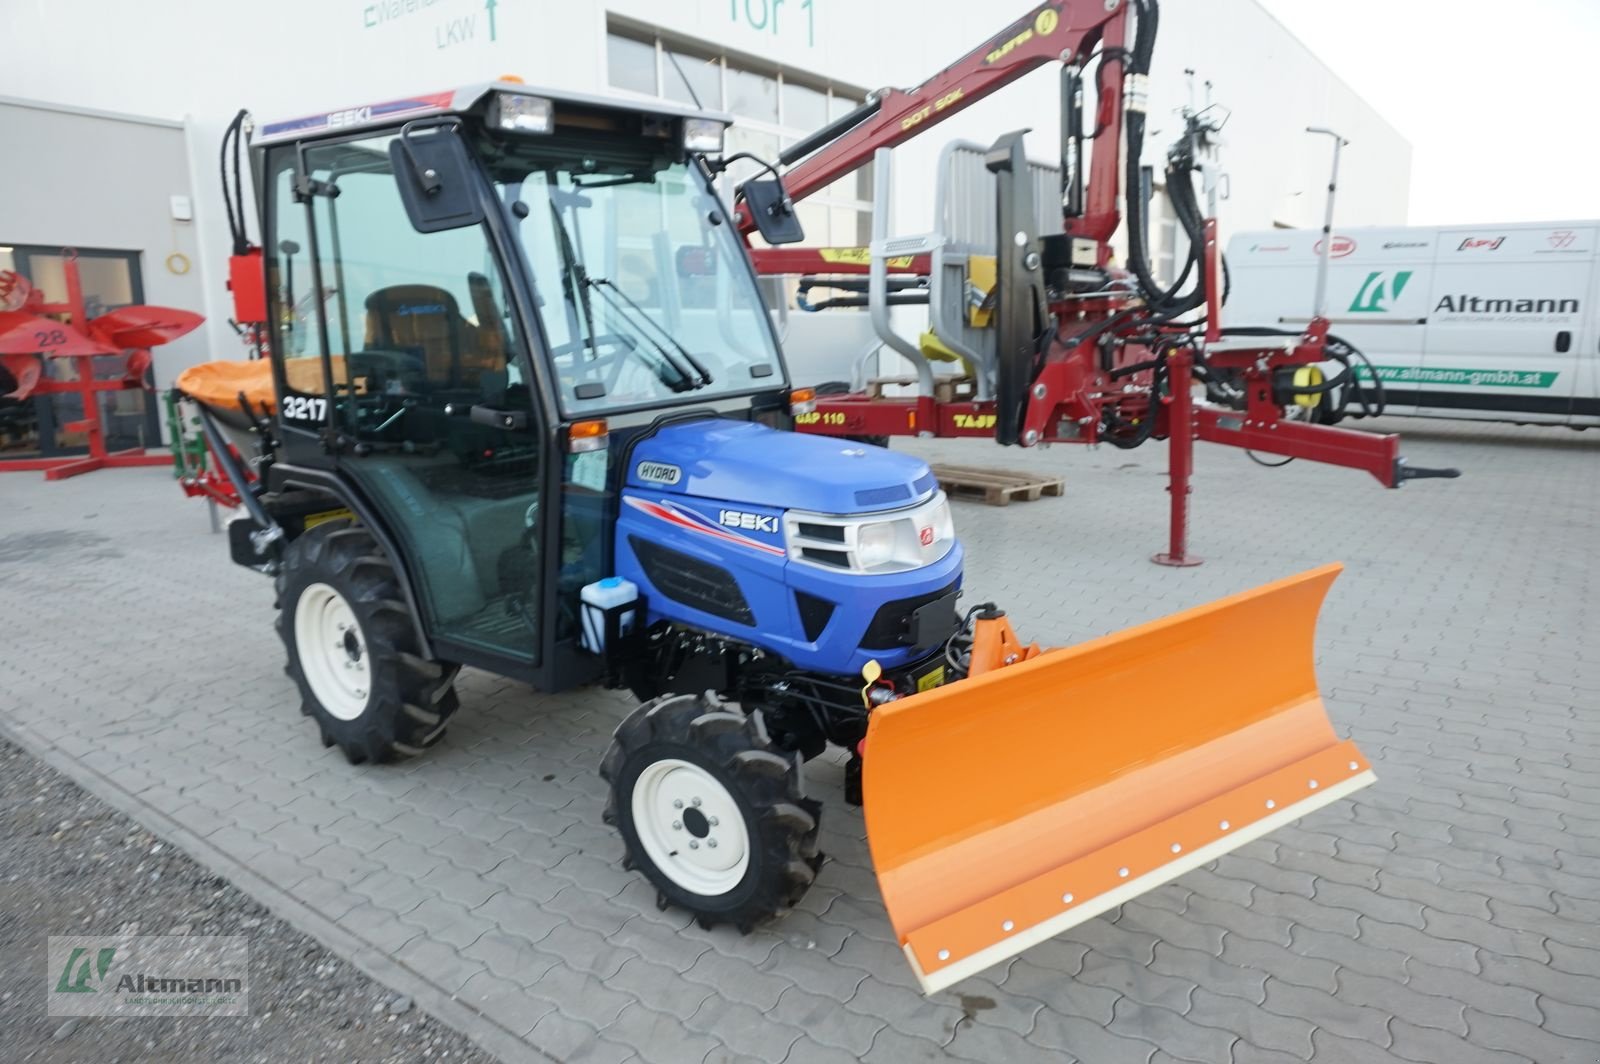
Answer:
0, 99, 211, 388
0, 0, 1410, 375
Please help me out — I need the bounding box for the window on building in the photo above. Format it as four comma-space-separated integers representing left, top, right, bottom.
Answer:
605, 25, 873, 252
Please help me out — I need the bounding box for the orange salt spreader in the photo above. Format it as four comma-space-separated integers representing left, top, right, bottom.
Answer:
861, 564, 1374, 993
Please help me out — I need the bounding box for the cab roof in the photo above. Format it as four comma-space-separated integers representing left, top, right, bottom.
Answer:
253, 80, 732, 145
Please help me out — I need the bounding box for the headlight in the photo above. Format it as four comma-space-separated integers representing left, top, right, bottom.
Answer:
491, 93, 553, 134
856, 521, 898, 570
783, 490, 956, 574
683, 117, 726, 154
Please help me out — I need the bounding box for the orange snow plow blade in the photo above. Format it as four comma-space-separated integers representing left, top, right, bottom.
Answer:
863, 564, 1375, 994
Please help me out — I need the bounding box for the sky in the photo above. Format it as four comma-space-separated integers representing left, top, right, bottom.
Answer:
1254, 0, 1600, 225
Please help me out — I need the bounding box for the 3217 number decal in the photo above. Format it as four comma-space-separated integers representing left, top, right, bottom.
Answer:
281, 395, 328, 422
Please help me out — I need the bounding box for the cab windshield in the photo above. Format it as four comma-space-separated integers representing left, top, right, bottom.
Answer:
487, 148, 783, 416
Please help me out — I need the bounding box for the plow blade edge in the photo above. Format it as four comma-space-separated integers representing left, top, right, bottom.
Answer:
862, 564, 1374, 993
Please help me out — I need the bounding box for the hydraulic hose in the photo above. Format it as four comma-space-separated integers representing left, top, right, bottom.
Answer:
220, 109, 251, 257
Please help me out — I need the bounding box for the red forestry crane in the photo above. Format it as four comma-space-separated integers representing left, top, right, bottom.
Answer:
734, 0, 1457, 563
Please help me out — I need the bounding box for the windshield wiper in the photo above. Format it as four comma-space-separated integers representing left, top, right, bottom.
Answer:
545, 201, 598, 355
543, 194, 705, 394
586, 276, 714, 388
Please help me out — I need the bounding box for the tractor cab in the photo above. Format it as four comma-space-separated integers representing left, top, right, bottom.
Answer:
250, 82, 821, 691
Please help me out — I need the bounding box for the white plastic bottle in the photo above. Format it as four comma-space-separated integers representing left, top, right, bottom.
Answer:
580, 576, 638, 654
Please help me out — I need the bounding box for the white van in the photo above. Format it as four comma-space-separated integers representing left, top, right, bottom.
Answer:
1225, 222, 1600, 427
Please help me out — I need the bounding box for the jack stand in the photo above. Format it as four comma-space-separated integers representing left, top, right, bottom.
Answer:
1153, 345, 1203, 567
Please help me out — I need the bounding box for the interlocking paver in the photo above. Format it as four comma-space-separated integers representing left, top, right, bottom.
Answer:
1186, 987, 1313, 1059
1030, 1010, 1158, 1063
770, 984, 886, 1056
782, 1035, 868, 1064
1333, 968, 1466, 1036
1107, 997, 1236, 1062
2, 419, 1596, 1064
1147, 941, 1267, 1004
527, 1011, 634, 1064
1261, 978, 1391, 1046
682, 947, 794, 1011
1388, 1017, 1535, 1064
1115, 900, 1227, 956
1285, 924, 1408, 985
1466, 1007, 1599, 1064
683, 998, 805, 1060
858, 1026, 981, 1064
1537, 997, 1600, 1042
601, 1003, 720, 1063
1219, 934, 1339, 994
1076, 947, 1194, 1014
476, 888, 564, 943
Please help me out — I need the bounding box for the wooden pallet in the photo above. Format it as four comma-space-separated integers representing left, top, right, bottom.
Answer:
930, 463, 1065, 506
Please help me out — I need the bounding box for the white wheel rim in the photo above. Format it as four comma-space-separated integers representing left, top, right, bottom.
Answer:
631, 758, 750, 897
294, 582, 371, 722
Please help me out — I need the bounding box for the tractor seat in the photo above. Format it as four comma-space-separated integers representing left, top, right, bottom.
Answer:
364, 285, 476, 388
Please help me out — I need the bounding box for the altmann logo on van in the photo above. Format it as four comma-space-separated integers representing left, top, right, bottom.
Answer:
1349, 271, 1412, 313
1435, 294, 1580, 315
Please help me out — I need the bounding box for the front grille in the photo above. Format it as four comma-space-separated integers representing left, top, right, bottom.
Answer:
630, 536, 755, 626
861, 580, 960, 650
796, 522, 846, 543
800, 547, 850, 569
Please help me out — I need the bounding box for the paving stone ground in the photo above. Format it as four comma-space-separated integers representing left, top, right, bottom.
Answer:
1, 415, 1597, 1063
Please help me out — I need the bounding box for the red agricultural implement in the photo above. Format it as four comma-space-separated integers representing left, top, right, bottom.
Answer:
0, 254, 202, 481
737, 0, 1458, 563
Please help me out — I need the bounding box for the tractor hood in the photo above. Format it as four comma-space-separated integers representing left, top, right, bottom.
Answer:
625, 419, 937, 514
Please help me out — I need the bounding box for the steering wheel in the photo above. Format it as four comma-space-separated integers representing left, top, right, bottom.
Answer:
347, 349, 426, 391
341, 349, 427, 430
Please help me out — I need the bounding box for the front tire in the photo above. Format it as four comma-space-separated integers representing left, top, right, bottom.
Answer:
276, 520, 459, 764
601, 693, 822, 931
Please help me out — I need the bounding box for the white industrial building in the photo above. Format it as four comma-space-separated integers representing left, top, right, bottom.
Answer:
0, 0, 1409, 413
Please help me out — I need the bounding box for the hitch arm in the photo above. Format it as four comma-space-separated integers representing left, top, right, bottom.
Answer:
1194, 408, 1459, 488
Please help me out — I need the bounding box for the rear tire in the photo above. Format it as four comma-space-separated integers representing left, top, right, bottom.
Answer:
276, 519, 459, 764
601, 693, 822, 931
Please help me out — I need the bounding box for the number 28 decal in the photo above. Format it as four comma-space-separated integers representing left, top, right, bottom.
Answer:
281, 394, 328, 422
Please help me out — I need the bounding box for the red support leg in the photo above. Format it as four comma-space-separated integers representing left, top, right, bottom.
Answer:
1153, 346, 1203, 567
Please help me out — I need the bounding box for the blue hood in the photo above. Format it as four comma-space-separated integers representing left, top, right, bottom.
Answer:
626, 420, 936, 514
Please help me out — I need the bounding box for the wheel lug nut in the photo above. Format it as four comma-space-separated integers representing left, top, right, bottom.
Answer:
707, 839, 717, 848
672, 820, 682, 830
689, 840, 699, 849
708, 816, 719, 826
691, 797, 702, 807
673, 800, 683, 809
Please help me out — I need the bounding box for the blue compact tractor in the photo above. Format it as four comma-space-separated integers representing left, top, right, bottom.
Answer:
195, 84, 970, 928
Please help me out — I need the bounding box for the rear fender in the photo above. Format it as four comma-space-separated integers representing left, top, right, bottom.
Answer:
269, 465, 434, 659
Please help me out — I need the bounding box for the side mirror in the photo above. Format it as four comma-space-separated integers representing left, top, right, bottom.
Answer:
741, 178, 805, 245
388, 124, 486, 234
